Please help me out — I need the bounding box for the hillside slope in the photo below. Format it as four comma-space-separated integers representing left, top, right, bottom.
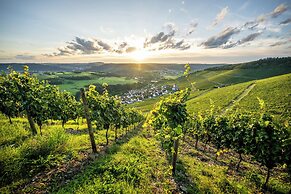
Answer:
132, 73, 291, 119
131, 58, 291, 116
186, 73, 291, 119
159, 57, 291, 90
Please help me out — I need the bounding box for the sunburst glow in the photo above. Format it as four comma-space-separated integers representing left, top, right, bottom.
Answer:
130, 50, 150, 61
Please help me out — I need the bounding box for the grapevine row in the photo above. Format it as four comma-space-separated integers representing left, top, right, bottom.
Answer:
0, 66, 143, 151
147, 88, 290, 188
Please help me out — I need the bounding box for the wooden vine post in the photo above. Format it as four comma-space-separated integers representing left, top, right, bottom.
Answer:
80, 88, 97, 153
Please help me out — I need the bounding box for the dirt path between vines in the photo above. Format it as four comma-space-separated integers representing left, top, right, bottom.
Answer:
221, 82, 256, 115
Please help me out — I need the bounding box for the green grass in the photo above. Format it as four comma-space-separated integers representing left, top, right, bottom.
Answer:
58, 77, 137, 94
186, 82, 251, 114
127, 97, 161, 113
234, 73, 291, 120
0, 119, 30, 147
37, 72, 138, 94
56, 129, 176, 194
0, 117, 138, 193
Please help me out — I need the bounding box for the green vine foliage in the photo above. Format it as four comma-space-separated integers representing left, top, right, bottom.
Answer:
147, 88, 190, 175
0, 66, 80, 134
148, 89, 190, 151
188, 99, 290, 186
86, 84, 143, 145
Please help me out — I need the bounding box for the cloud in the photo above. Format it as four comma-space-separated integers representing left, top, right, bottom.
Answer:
144, 23, 191, 51
66, 37, 103, 54
57, 47, 75, 56
243, 21, 260, 30
187, 21, 198, 35
212, 6, 229, 27
200, 27, 240, 48
144, 32, 190, 50
45, 37, 137, 57
164, 22, 176, 36
96, 40, 112, 51
156, 39, 191, 50
222, 32, 262, 49
15, 54, 35, 60
143, 25, 176, 48
125, 47, 136, 53
270, 40, 290, 47
270, 4, 288, 18
280, 18, 291, 25
240, 32, 261, 43
242, 4, 288, 31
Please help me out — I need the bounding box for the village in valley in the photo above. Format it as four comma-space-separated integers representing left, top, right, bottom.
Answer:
121, 83, 179, 104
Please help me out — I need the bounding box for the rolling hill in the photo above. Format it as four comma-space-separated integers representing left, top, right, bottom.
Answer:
130, 57, 291, 119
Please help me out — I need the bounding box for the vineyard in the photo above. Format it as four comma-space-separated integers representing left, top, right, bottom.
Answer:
0, 58, 291, 193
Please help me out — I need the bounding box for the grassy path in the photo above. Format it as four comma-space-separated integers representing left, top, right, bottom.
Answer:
221, 82, 256, 114
55, 127, 177, 193
9, 123, 142, 193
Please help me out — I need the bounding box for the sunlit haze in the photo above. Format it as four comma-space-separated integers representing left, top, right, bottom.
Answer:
0, 0, 290, 63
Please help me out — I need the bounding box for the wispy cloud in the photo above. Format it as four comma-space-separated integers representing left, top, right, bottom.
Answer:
242, 3, 288, 31
223, 32, 262, 49
144, 31, 190, 51
212, 6, 229, 27
187, 21, 198, 35
270, 4, 288, 18
144, 23, 176, 47
144, 23, 191, 51
200, 27, 240, 48
15, 54, 35, 60
238, 1, 250, 11
270, 39, 290, 47
280, 18, 291, 25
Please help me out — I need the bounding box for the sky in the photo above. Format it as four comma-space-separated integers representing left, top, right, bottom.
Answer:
0, 0, 290, 64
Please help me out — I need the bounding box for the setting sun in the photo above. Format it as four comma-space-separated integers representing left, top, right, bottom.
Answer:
130, 50, 149, 61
